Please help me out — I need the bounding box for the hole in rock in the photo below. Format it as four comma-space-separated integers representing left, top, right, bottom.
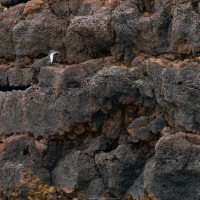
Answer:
196, 51, 200, 57
90, 47, 112, 59
192, 1, 200, 14
103, 138, 119, 152
136, 0, 155, 13
23, 146, 29, 156
91, 110, 105, 130
177, 81, 183, 85
99, 49, 112, 57
143, 71, 148, 77
66, 80, 81, 88
1, 0, 29, 7
36, 135, 44, 141
35, 53, 48, 59
0, 85, 31, 92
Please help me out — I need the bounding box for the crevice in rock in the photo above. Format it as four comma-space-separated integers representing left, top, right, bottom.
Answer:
136, 0, 155, 14
65, 80, 81, 88
93, 137, 120, 154
89, 47, 112, 60
191, 1, 200, 14
1, 0, 28, 8
23, 146, 29, 156
149, 17, 158, 55
177, 81, 183, 86
90, 47, 96, 59
48, 3, 56, 15
67, 0, 73, 15
91, 110, 105, 131
47, 1, 70, 21
35, 53, 47, 59
103, 138, 119, 153
133, 48, 200, 62
100, 49, 112, 57
0, 85, 31, 92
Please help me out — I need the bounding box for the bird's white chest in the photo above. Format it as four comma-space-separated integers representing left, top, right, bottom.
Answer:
50, 53, 54, 64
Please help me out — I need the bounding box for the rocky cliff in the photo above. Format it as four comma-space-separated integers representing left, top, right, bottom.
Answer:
0, 0, 200, 199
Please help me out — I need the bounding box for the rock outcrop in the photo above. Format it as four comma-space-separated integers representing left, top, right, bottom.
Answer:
0, 0, 200, 199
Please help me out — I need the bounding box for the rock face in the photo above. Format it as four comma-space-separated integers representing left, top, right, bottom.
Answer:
0, 0, 200, 199
95, 144, 142, 197
127, 133, 200, 200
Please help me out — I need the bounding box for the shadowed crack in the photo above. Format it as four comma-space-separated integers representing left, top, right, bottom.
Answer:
191, 1, 200, 14
136, 0, 155, 13
1, 0, 28, 8
0, 85, 31, 92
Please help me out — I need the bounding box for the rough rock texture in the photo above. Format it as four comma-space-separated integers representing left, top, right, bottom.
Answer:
95, 144, 142, 197
0, 134, 51, 194
0, 0, 200, 199
127, 133, 200, 200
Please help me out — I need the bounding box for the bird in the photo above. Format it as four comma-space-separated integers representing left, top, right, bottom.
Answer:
48, 50, 60, 65
28, 50, 60, 72
28, 50, 60, 84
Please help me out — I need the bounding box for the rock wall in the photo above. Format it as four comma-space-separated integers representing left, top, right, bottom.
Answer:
0, 0, 200, 199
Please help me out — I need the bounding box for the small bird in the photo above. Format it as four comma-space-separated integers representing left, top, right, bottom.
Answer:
28, 50, 60, 84
48, 50, 60, 65
29, 50, 60, 72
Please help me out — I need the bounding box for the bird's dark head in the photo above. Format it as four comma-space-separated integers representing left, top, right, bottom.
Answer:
49, 50, 60, 56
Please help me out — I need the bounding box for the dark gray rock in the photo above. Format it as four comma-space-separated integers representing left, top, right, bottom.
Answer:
95, 144, 140, 198
42, 139, 74, 170
128, 116, 149, 129
132, 57, 200, 132
52, 150, 99, 192
141, 133, 200, 200
87, 178, 107, 199
8, 67, 32, 87
0, 56, 199, 137
135, 79, 154, 98
0, 67, 8, 86
47, 0, 103, 19
65, 13, 114, 63
0, 4, 25, 60
169, 2, 200, 54
111, 0, 200, 58
0, 134, 51, 194
0, 59, 106, 137
126, 173, 144, 199
88, 65, 138, 109
0, 0, 200, 199
2, 0, 200, 62
127, 115, 165, 142
147, 115, 166, 134
0, 0, 22, 6
12, 9, 67, 58
127, 116, 150, 143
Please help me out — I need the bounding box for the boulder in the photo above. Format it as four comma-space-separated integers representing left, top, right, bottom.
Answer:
127, 133, 200, 200
95, 145, 141, 197
12, 9, 67, 58
65, 13, 114, 63
0, 134, 51, 194
52, 150, 99, 191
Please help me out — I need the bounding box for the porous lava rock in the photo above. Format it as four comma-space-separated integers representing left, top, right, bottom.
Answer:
0, 0, 200, 199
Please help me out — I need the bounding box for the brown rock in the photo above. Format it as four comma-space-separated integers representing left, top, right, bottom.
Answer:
102, 110, 122, 139
23, 0, 49, 17
0, 4, 25, 60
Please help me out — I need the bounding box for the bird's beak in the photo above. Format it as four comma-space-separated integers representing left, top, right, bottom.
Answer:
55, 51, 60, 54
